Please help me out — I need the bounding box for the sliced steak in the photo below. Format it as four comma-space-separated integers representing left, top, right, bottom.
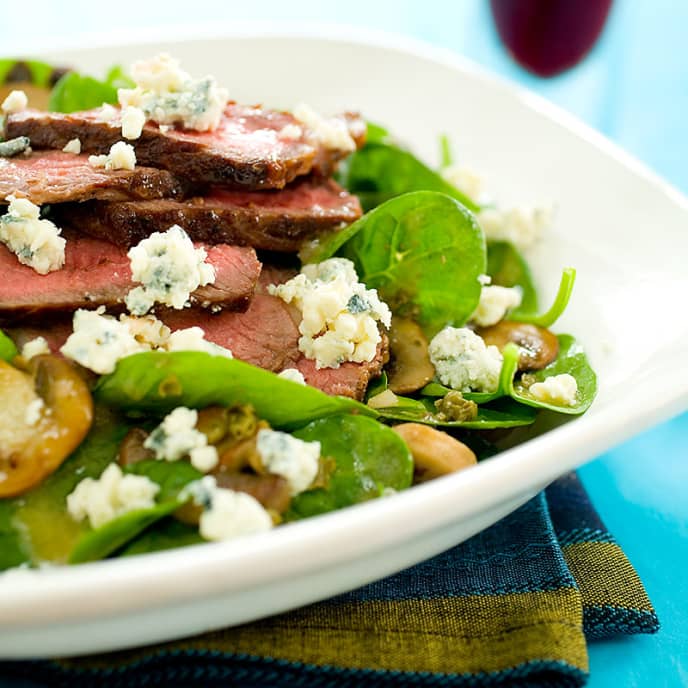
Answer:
0, 150, 186, 205
161, 294, 387, 400
6, 104, 365, 189
0, 236, 260, 320
54, 177, 361, 252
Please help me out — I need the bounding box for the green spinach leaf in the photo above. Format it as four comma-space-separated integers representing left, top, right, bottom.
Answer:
0, 59, 57, 87
48, 65, 133, 113
288, 415, 413, 519
511, 268, 576, 328
0, 330, 17, 363
69, 501, 181, 564
487, 241, 539, 313
304, 191, 486, 336
120, 518, 204, 557
338, 141, 479, 212
0, 501, 29, 571
124, 460, 203, 502
96, 352, 374, 430
509, 334, 597, 415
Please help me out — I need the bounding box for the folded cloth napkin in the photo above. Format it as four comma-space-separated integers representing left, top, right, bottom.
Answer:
4, 473, 658, 688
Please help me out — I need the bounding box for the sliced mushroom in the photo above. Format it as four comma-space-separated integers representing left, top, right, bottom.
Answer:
392, 423, 477, 483
477, 321, 559, 371
0, 355, 93, 497
387, 317, 436, 394
117, 428, 155, 467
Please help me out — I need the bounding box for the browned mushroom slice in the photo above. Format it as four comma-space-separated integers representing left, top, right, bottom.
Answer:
387, 317, 436, 394
478, 321, 559, 371
392, 423, 477, 484
0, 355, 93, 497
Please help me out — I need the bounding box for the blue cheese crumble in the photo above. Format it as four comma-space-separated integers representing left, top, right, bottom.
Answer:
60, 309, 232, 374
256, 429, 320, 495
66, 464, 160, 529
528, 374, 578, 406
478, 205, 553, 251
429, 327, 503, 393
182, 476, 273, 542
0, 195, 65, 274
277, 368, 306, 385
470, 285, 522, 328
292, 103, 355, 153
118, 53, 228, 132
1, 89, 28, 115
268, 258, 391, 369
144, 407, 219, 473
88, 141, 137, 171
125, 225, 215, 315
21, 336, 50, 360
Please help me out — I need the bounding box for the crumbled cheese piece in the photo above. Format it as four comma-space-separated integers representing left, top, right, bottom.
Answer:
268, 258, 391, 369
279, 123, 303, 140
277, 368, 306, 385
183, 476, 273, 542
118, 53, 228, 132
429, 327, 503, 393
292, 103, 355, 152
60, 308, 146, 374
256, 429, 320, 495
477, 205, 553, 251
61, 309, 231, 374
24, 398, 44, 427
1, 90, 28, 114
62, 138, 81, 155
478, 274, 492, 286
470, 285, 522, 328
167, 326, 233, 358
88, 141, 136, 171
442, 164, 489, 205
144, 407, 218, 473
121, 106, 146, 140
67, 464, 159, 529
21, 336, 49, 360
97, 104, 119, 121
125, 225, 215, 315
0, 195, 65, 274
528, 374, 578, 406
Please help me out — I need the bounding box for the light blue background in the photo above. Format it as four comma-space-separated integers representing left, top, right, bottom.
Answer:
0, 1, 686, 686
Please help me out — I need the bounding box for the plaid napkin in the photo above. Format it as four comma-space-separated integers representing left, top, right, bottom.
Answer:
4, 473, 658, 688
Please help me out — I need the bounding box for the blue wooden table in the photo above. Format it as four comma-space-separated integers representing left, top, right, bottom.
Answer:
0, 1, 685, 685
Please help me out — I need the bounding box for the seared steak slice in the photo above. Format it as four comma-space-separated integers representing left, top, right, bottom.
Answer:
161, 294, 387, 400
55, 177, 361, 252
7, 293, 386, 400
0, 150, 185, 205
0, 235, 260, 320
6, 104, 365, 189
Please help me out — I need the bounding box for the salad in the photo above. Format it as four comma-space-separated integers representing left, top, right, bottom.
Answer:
0, 55, 596, 570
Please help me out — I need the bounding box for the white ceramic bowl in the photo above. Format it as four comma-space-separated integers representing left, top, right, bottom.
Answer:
2, 27, 687, 659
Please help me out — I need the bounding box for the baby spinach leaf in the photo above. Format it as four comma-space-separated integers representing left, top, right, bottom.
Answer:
48, 65, 132, 113
508, 334, 597, 415
69, 501, 180, 565
375, 396, 537, 429
125, 460, 203, 502
0, 59, 58, 87
339, 141, 480, 212
439, 134, 453, 168
487, 241, 538, 314
288, 414, 413, 519
0, 330, 18, 362
305, 191, 486, 336
120, 518, 204, 557
511, 268, 575, 328
96, 351, 374, 431
10, 406, 132, 565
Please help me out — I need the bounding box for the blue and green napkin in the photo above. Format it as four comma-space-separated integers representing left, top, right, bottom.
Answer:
4, 473, 658, 687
